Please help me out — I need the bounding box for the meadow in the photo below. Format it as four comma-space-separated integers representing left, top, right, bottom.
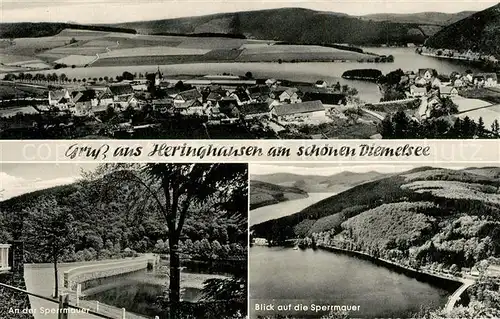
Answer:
458, 104, 500, 129
237, 45, 373, 62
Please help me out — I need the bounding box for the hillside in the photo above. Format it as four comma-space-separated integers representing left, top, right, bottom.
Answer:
251, 166, 500, 270
250, 180, 308, 210
360, 11, 475, 26
425, 3, 500, 57
115, 8, 431, 45
252, 170, 386, 192
0, 23, 136, 38
0, 170, 247, 264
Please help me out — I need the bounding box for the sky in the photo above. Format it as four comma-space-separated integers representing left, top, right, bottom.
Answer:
250, 163, 466, 176
1, 0, 498, 24
0, 163, 99, 200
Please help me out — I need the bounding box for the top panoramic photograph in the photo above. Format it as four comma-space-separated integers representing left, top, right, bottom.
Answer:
1, 0, 500, 139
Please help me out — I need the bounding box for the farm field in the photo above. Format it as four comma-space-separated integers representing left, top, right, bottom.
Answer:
451, 96, 492, 112
458, 104, 500, 129
53, 55, 98, 66
98, 46, 210, 58
237, 45, 373, 62
0, 28, 377, 73
91, 55, 208, 67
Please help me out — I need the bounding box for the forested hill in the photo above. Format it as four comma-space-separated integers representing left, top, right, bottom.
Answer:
115, 7, 436, 45
0, 173, 246, 263
0, 23, 136, 38
425, 3, 500, 57
251, 166, 500, 270
253, 170, 386, 193
250, 180, 308, 210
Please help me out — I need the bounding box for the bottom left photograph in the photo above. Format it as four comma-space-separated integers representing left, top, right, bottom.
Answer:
0, 163, 248, 319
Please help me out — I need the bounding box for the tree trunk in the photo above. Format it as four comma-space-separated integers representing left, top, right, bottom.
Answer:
53, 254, 59, 299
169, 238, 181, 319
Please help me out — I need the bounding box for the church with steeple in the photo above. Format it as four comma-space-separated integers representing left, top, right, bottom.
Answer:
154, 66, 163, 87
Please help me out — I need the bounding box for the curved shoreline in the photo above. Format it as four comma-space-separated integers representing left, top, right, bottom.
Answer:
319, 245, 462, 292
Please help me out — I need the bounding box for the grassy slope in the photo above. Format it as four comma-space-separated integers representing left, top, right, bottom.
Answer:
250, 180, 308, 210
115, 8, 428, 45
425, 3, 500, 57
251, 167, 500, 241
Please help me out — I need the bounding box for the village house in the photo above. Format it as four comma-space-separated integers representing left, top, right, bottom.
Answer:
238, 102, 271, 120
431, 77, 442, 88
453, 78, 464, 88
439, 86, 459, 97
409, 85, 427, 97
279, 88, 300, 103
216, 98, 240, 118
97, 91, 114, 108
302, 92, 347, 107
315, 80, 328, 88
247, 85, 271, 101
174, 99, 202, 114
414, 77, 428, 87
70, 90, 97, 116
474, 73, 498, 87
229, 89, 251, 105
108, 84, 135, 102
173, 88, 203, 108
265, 78, 277, 87
417, 68, 437, 81
206, 92, 224, 105
114, 94, 139, 110
48, 89, 71, 107
152, 99, 174, 113
269, 86, 290, 100
271, 100, 326, 121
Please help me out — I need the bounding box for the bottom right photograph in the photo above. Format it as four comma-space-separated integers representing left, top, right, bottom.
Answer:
248, 164, 500, 319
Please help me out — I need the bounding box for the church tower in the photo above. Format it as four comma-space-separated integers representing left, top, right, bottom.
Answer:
155, 66, 163, 87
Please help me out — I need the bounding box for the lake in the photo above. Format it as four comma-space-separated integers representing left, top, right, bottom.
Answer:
3, 48, 482, 103
249, 246, 451, 318
250, 192, 336, 226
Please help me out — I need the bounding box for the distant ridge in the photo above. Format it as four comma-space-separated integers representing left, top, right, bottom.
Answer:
113, 7, 444, 45
253, 170, 386, 193
360, 11, 476, 26
0, 22, 136, 38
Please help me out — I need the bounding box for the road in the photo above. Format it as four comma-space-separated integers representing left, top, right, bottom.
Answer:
360, 107, 385, 121
444, 278, 475, 313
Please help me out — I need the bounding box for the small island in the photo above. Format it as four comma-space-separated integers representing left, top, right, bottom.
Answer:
342, 69, 383, 81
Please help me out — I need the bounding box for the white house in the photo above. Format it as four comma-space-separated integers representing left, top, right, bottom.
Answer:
439, 86, 459, 97
414, 77, 428, 86
265, 78, 277, 87
453, 78, 464, 87
409, 85, 427, 97
279, 88, 300, 103
417, 68, 437, 81
48, 89, 71, 107
474, 73, 498, 87
173, 88, 203, 108
431, 77, 442, 88
315, 80, 328, 88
